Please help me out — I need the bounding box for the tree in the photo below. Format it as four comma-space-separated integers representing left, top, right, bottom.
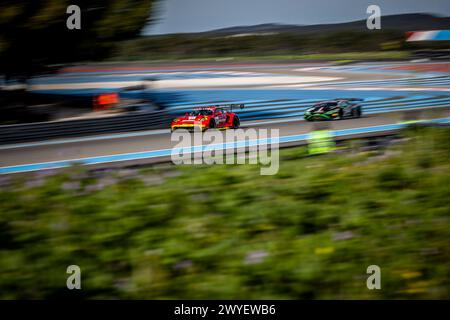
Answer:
0, 0, 158, 81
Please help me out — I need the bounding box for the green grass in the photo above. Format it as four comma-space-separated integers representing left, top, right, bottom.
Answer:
106, 51, 410, 64
0, 127, 449, 299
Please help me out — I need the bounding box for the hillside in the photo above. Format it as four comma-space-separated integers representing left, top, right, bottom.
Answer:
193, 13, 450, 36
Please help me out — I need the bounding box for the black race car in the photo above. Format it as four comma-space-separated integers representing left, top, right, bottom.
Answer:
304, 99, 362, 121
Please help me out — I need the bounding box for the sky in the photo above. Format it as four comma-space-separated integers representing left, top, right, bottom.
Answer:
143, 0, 450, 35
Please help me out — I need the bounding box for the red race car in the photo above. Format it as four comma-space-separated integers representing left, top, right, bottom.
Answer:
171, 104, 244, 132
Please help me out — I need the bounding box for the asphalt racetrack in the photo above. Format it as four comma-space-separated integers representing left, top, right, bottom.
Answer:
1, 61, 450, 174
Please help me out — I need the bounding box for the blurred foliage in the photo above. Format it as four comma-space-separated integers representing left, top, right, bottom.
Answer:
111, 30, 417, 61
0, 0, 158, 80
0, 127, 449, 299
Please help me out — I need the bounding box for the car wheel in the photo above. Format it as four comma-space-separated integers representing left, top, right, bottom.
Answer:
357, 107, 362, 118
232, 116, 240, 129
352, 107, 361, 118
209, 119, 216, 130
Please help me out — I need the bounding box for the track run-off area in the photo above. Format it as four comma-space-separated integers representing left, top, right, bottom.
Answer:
1, 61, 449, 174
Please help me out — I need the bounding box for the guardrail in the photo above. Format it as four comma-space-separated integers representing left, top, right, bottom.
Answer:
0, 110, 173, 145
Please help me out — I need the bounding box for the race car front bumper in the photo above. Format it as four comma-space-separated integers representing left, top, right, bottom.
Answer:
304, 113, 339, 121
305, 114, 331, 121
171, 123, 207, 131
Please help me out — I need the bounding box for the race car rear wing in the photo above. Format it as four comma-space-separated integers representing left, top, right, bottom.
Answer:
193, 104, 245, 112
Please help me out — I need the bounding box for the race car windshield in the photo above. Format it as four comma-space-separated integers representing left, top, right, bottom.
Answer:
312, 103, 337, 112
189, 109, 213, 116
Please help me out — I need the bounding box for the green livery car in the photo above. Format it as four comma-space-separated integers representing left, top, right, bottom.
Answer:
304, 99, 362, 121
